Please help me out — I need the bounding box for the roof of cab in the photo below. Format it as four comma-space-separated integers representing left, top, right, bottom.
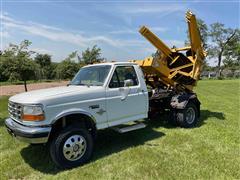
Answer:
84, 62, 137, 67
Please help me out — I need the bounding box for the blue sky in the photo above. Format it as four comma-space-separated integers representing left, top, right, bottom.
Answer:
1, 1, 239, 65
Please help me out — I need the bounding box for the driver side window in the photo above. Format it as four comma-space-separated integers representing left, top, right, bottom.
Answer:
109, 66, 138, 88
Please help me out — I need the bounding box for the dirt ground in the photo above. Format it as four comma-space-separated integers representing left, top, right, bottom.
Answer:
0, 81, 69, 96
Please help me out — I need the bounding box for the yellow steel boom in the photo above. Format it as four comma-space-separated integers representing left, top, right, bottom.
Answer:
130, 11, 206, 91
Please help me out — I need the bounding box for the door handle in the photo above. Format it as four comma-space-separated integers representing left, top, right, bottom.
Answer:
89, 105, 100, 109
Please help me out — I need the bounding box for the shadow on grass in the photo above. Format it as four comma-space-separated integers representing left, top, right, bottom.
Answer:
200, 110, 225, 120
19, 109, 224, 174
20, 120, 165, 174
149, 109, 225, 129
198, 109, 225, 126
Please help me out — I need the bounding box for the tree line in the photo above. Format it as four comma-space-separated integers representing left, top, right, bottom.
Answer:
0, 41, 104, 91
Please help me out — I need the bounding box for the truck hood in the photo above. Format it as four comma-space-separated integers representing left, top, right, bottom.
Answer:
9, 85, 104, 104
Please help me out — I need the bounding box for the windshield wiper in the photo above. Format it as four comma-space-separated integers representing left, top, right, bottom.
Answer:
68, 83, 90, 86
69, 82, 103, 87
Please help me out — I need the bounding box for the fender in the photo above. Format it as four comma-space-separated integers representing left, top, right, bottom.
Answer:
170, 93, 200, 110
51, 108, 96, 125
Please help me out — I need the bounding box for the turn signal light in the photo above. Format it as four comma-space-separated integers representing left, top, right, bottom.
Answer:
22, 114, 45, 121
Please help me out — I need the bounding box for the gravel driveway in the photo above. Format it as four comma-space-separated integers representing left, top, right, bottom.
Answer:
0, 81, 69, 96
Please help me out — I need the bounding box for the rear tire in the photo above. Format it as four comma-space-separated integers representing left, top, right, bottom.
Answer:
50, 125, 93, 169
175, 102, 199, 128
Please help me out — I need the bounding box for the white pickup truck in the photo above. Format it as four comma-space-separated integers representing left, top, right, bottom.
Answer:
5, 62, 200, 168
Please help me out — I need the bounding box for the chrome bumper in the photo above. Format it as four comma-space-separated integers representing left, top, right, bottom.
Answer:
5, 118, 51, 144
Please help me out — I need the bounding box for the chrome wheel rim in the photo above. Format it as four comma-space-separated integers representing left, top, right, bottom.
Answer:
63, 135, 87, 161
186, 107, 196, 124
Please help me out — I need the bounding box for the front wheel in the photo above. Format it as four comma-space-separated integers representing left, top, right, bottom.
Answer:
50, 126, 93, 169
175, 102, 199, 128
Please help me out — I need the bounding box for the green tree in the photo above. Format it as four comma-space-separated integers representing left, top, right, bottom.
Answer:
80, 45, 104, 64
197, 18, 209, 50
55, 52, 79, 79
35, 53, 51, 67
0, 40, 37, 91
51, 62, 59, 79
208, 23, 238, 77
35, 53, 54, 79
222, 29, 240, 68
0, 53, 9, 81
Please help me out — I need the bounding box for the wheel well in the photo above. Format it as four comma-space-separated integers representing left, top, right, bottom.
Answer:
49, 113, 97, 142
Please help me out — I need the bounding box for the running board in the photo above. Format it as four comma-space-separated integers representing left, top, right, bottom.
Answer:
113, 123, 146, 133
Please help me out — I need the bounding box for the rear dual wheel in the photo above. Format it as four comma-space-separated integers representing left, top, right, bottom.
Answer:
173, 102, 199, 128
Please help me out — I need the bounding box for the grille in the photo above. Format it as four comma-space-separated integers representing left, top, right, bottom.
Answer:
8, 101, 22, 121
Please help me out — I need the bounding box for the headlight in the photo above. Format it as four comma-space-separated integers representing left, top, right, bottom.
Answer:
22, 105, 45, 121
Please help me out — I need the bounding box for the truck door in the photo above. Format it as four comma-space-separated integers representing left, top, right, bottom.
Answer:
106, 65, 148, 126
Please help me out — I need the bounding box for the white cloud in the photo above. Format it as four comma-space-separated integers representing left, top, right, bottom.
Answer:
96, 3, 187, 27
165, 40, 185, 48
1, 14, 123, 48
28, 22, 63, 31
137, 39, 185, 52
1, 13, 153, 50
109, 29, 136, 35
142, 47, 155, 53
151, 27, 168, 32
30, 47, 54, 55
1, 31, 10, 38
119, 4, 186, 14
110, 26, 167, 35
0, 12, 185, 61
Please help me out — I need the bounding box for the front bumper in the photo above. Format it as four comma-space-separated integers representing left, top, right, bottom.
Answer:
5, 118, 51, 144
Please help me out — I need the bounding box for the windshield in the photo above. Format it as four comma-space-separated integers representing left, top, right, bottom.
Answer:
70, 65, 111, 86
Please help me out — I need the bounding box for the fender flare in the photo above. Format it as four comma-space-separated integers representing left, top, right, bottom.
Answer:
170, 93, 201, 112
51, 108, 96, 125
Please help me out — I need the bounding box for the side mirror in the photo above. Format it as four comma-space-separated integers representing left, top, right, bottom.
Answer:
124, 79, 134, 87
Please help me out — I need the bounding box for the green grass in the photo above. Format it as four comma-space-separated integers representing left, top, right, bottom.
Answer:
0, 79, 239, 179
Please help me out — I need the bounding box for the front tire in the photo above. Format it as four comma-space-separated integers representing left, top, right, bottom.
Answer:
50, 126, 93, 169
175, 102, 199, 128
